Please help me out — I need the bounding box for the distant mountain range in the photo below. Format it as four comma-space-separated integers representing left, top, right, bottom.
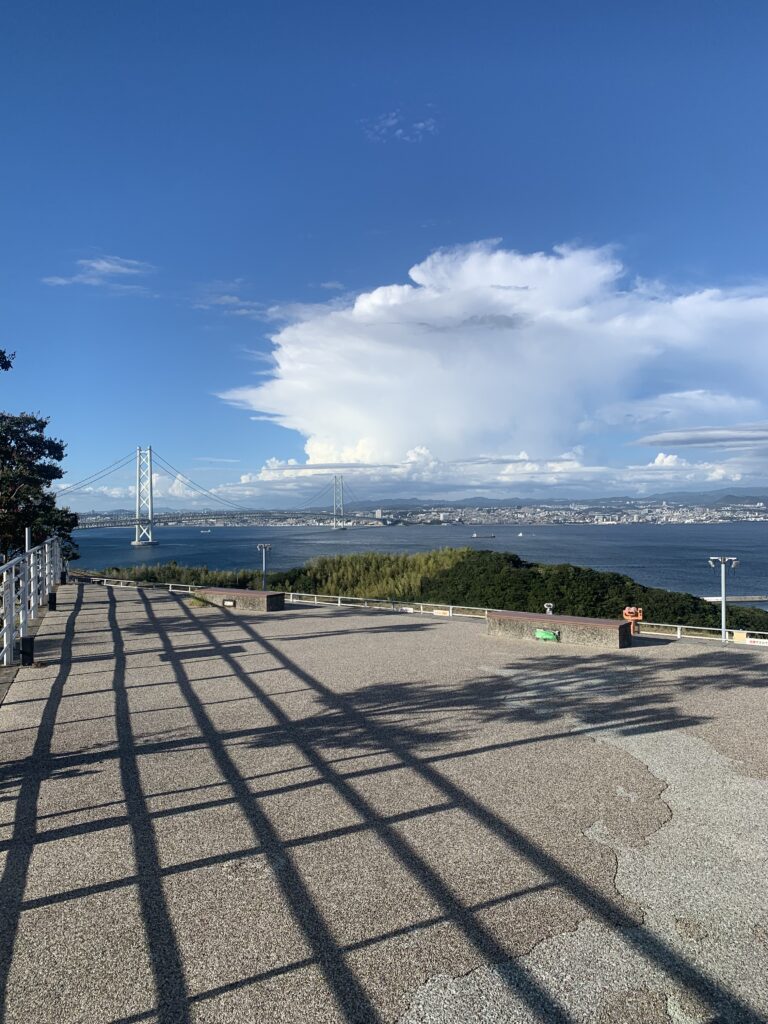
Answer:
78, 487, 768, 516
336, 489, 768, 511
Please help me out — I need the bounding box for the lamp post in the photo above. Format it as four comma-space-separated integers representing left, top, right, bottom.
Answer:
257, 543, 272, 591
708, 556, 739, 644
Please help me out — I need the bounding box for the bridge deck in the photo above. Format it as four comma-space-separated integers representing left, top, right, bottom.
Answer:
0, 584, 766, 1023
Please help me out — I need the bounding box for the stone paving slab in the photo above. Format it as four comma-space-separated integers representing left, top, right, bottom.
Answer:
0, 583, 766, 1023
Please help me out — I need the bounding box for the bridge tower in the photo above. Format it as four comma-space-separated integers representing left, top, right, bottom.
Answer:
332, 474, 345, 530
131, 446, 158, 547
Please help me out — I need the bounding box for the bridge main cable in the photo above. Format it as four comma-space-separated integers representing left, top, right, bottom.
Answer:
151, 451, 259, 513
57, 451, 136, 496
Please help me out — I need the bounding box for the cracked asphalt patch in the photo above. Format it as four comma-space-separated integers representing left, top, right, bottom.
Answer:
0, 584, 766, 1023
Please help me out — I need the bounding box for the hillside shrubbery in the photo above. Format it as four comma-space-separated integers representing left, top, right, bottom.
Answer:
87, 548, 768, 630
87, 561, 265, 590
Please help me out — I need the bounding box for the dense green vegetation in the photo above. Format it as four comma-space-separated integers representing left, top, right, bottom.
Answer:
86, 561, 268, 590
87, 548, 768, 630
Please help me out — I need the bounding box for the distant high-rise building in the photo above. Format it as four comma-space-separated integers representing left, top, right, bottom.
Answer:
374, 508, 383, 519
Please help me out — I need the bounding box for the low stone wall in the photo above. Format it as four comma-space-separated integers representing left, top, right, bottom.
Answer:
487, 609, 631, 649
198, 588, 285, 612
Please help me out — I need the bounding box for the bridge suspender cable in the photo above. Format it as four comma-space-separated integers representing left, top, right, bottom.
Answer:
151, 451, 259, 513
56, 452, 136, 495
57, 448, 365, 520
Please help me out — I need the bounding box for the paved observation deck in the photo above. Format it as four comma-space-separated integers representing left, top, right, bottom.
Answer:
0, 583, 766, 1023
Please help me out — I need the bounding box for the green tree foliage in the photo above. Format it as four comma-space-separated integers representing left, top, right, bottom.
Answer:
417, 550, 768, 629
90, 547, 768, 631
0, 411, 79, 561
269, 548, 469, 599
0, 350, 14, 372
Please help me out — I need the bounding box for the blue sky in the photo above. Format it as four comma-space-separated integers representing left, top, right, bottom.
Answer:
4, 1, 768, 509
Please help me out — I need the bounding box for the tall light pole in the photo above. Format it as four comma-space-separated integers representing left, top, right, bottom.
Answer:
708, 556, 739, 644
257, 543, 272, 591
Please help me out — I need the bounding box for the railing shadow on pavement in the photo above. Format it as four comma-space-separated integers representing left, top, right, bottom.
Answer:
2, 583, 766, 1024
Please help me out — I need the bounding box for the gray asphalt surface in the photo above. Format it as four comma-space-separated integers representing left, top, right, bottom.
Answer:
0, 583, 766, 1023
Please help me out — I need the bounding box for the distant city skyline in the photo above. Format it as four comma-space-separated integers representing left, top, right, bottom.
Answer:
4, 2, 768, 510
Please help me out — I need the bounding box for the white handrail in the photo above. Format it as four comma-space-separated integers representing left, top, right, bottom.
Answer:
636, 621, 768, 644
69, 571, 202, 595
285, 591, 488, 619
0, 537, 62, 666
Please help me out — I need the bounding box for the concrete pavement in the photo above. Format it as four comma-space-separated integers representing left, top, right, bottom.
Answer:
0, 583, 766, 1023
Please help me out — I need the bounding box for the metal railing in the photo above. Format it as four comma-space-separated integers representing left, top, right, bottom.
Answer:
285, 591, 490, 619
1, 537, 62, 666
69, 571, 201, 595
635, 621, 768, 645
67, 572, 768, 647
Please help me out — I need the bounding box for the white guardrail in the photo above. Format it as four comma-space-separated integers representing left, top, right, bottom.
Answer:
1, 537, 62, 666
68, 572, 768, 647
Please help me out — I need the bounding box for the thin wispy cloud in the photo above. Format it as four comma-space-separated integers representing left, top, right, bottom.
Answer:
193, 280, 265, 318
636, 425, 768, 450
43, 255, 155, 290
319, 280, 345, 291
193, 456, 241, 464
362, 110, 438, 143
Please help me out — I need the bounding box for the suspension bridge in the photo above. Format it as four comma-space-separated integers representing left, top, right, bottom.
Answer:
59, 446, 378, 544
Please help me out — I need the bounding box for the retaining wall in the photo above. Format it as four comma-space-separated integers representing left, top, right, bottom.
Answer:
487, 610, 631, 649
198, 588, 285, 612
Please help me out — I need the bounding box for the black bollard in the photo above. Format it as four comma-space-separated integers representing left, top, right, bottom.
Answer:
20, 636, 34, 666
48, 592, 57, 611
60, 570, 67, 585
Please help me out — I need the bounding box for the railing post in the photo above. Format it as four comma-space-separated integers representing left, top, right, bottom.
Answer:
27, 535, 37, 621
40, 542, 48, 607
19, 555, 29, 639
676, 625, 682, 639
2, 568, 13, 667
54, 538, 62, 583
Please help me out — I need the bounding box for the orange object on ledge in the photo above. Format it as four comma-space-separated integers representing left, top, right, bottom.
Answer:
622, 606, 644, 635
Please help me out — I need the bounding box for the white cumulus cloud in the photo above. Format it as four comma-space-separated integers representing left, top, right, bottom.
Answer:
218, 240, 768, 494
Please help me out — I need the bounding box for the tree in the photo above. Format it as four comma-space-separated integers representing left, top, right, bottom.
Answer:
0, 350, 14, 372
0, 411, 79, 562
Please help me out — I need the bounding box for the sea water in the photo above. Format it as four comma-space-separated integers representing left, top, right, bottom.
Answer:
74, 521, 768, 603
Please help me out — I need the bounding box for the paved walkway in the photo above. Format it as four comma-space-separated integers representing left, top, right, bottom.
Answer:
0, 583, 766, 1023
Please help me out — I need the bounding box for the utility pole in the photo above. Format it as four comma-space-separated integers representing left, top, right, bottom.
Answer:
132, 446, 158, 546
708, 556, 739, 644
257, 543, 272, 590
332, 474, 344, 530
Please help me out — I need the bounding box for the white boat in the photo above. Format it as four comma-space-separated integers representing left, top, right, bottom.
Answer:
471, 532, 495, 539
518, 532, 524, 537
